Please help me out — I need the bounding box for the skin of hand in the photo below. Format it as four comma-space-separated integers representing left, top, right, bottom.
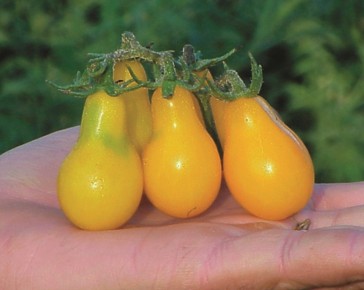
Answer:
0, 127, 364, 290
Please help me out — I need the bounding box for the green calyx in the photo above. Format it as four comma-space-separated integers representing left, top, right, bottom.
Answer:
208, 52, 263, 101
47, 32, 263, 153
47, 32, 262, 100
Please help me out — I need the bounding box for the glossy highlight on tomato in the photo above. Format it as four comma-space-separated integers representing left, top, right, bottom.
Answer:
223, 96, 314, 220
142, 86, 222, 218
57, 90, 143, 230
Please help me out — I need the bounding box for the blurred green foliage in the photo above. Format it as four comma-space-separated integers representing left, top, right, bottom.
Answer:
1, 0, 363, 182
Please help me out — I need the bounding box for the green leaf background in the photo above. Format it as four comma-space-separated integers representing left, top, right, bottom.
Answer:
1, 0, 363, 182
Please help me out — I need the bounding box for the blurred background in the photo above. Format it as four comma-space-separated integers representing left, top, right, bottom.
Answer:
1, 0, 363, 182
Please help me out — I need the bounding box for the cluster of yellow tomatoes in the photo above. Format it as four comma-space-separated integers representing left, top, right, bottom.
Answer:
54, 32, 315, 230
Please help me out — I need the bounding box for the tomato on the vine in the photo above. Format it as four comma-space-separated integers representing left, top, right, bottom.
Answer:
53, 31, 314, 226
223, 96, 314, 220
57, 90, 143, 230
142, 85, 222, 218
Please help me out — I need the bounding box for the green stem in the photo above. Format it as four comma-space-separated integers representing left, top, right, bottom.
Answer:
113, 32, 172, 67
246, 52, 263, 97
160, 52, 178, 97
180, 44, 224, 154
118, 32, 179, 97
208, 53, 263, 101
197, 92, 223, 156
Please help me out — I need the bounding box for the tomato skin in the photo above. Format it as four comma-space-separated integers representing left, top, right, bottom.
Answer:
223, 96, 314, 220
142, 86, 222, 218
113, 60, 152, 153
57, 91, 143, 230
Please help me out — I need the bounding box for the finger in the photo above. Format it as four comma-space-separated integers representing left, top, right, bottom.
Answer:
311, 182, 364, 210
295, 205, 364, 230
216, 227, 364, 289
4, 126, 79, 166
0, 127, 79, 206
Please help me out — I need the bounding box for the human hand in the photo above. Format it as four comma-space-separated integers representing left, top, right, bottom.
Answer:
1, 127, 364, 289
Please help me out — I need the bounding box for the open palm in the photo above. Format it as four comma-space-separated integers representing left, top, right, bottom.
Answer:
1, 127, 364, 290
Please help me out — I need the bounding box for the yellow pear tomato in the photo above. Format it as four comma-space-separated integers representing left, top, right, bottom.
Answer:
223, 96, 314, 220
57, 90, 143, 230
142, 86, 222, 218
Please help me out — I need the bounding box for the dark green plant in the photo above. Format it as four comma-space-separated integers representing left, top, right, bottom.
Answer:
284, 5, 364, 182
1, 0, 363, 182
